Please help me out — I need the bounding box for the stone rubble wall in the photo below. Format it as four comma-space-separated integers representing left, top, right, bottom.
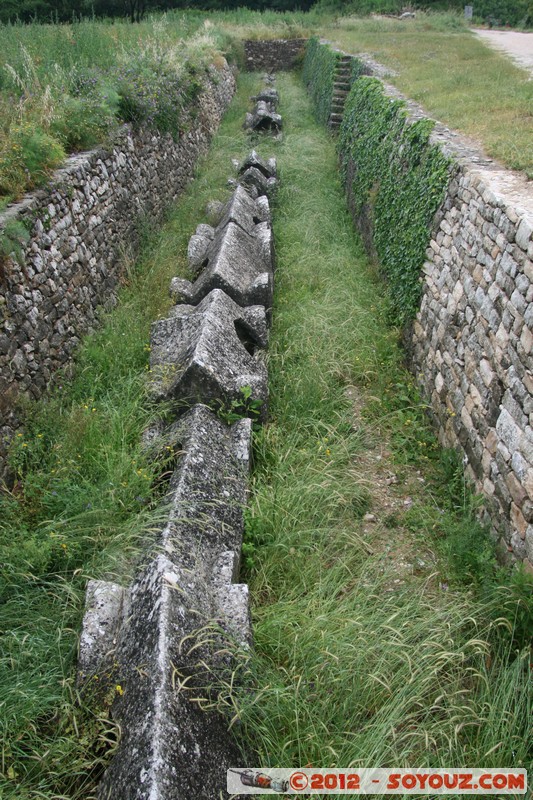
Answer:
0, 62, 236, 478
306, 41, 533, 572
243, 38, 308, 72
413, 151, 533, 571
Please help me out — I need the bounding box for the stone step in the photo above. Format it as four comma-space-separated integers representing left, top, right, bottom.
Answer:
329, 113, 344, 123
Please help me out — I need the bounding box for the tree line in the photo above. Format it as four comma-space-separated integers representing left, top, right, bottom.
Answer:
0, 0, 530, 27
0, 0, 314, 25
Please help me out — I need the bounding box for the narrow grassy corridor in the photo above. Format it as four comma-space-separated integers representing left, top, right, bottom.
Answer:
226, 72, 531, 773
0, 70, 530, 799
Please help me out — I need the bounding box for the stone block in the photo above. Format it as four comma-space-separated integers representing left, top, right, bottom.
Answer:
170, 221, 273, 312
239, 166, 279, 200
95, 405, 252, 800
78, 580, 129, 681
187, 223, 215, 275
149, 288, 268, 416
218, 184, 267, 237
238, 149, 277, 180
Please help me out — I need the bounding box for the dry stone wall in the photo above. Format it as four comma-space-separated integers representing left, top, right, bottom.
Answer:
243, 38, 307, 72
0, 62, 235, 477
412, 155, 533, 571
305, 41, 533, 572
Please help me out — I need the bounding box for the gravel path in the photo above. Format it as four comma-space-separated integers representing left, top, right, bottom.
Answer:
474, 29, 533, 76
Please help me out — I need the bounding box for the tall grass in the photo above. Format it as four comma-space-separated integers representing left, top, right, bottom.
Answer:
210, 72, 532, 773
323, 13, 533, 175
0, 13, 240, 199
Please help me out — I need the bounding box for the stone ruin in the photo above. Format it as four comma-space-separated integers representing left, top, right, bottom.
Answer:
79, 132, 279, 799
244, 76, 282, 135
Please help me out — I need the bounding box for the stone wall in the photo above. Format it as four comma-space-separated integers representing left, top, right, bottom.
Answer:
412, 151, 533, 571
244, 38, 307, 72
0, 62, 236, 477
305, 41, 533, 572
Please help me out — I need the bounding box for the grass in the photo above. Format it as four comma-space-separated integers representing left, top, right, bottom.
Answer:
0, 12, 242, 199
1, 9, 532, 196
203, 71, 533, 774
323, 13, 533, 175
0, 71, 261, 800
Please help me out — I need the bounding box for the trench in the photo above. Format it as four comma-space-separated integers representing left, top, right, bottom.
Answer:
1, 67, 530, 800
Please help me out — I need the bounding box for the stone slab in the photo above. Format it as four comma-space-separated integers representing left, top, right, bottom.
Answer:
170, 220, 273, 312
95, 406, 252, 800
149, 288, 268, 416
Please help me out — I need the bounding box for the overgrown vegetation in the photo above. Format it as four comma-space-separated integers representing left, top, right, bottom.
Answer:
0, 14, 237, 200
0, 72, 259, 800
1, 20, 532, 797
210, 72, 532, 774
339, 73, 451, 323
316, 0, 533, 27
302, 35, 340, 125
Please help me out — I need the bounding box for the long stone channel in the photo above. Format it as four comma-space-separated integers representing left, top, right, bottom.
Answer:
79, 82, 281, 797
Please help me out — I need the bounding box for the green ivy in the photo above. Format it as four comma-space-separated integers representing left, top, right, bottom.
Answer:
303, 39, 452, 325
302, 37, 340, 127
339, 76, 451, 323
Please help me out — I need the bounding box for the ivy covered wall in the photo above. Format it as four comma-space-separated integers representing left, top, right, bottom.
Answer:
302, 37, 340, 127
339, 77, 451, 324
302, 38, 533, 569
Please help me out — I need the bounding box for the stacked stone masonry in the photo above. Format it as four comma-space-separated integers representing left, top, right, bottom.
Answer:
0, 61, 236, 477
308, 41, 533, 571
413, 160, 533, 572
243, 38, 307, 72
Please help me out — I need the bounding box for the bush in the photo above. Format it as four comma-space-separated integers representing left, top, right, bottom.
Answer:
0, 124, 65, 196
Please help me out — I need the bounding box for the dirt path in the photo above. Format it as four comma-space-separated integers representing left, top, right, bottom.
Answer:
474, 29, 533, 75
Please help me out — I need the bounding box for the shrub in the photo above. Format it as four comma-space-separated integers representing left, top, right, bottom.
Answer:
0, 124, 65, 196
338, 74, 451, 323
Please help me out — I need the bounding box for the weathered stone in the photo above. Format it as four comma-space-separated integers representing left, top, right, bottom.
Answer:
252, 87, 279, 108
169, 221, 273, 313
239, 166, 278, 199
96, 405, 252, 800
526, 525, 533, 561
237, 149, 277, 180
0, 65, 237, 479
78, 580, 129, 681
515, 217, 533, 252
149, 289, 268, 415
245, 101, 283, 134
218, 184, 266, 237
205, 200, 224, 226
187, 231, 212, 275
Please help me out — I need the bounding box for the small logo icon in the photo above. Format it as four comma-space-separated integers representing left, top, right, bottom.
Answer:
229, 769, 289, 793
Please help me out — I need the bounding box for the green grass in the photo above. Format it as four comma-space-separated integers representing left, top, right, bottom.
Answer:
323, 13, 533, 175
0, 12, 242, 199
205, 72, 533, 774
0, 71, 261, 800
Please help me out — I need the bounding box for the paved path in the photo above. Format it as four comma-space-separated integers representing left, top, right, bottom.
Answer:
474, 29, 533, 76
